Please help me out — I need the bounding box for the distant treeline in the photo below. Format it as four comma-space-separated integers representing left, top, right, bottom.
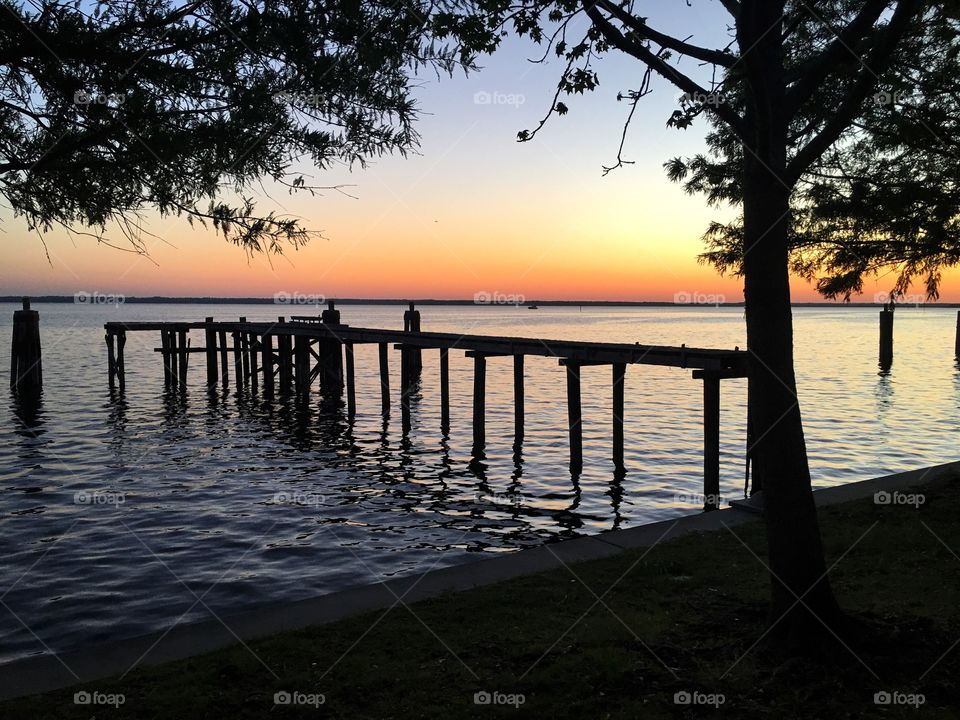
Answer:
2, 296, 959, 308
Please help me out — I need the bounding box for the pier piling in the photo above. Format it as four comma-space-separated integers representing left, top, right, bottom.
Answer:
11, 298, 42, 391
513, 354, 524, 443
378, 342, 390, 415
879, 305, 894, 368
472, 353, 486, 449
565, 361, 583, 473
440, 349, 450, 433
204, 318, 218, 387
613, 363, 625, 467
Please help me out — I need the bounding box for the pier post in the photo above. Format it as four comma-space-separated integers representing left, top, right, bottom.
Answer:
399, 345, 412, 432
294, 335, 310, 395
261, 333, 274, 396
513, 354, 524, 443
955, 311, 959, 359
232, 329, 243, 388
161, 330, 173, 387
115, 331, 126, 391
177, 328, 188, 387
879, 305, 894, 368
472, 353, 486, 449
105, 332, 116, 391
204, 318, 218, 387
218, 330, 229, 387
403, 303, 422, 373
345, 342, 356, 417
440, 348, 450, 433
277, 320, 292, 392
613, 363, 625, 468
10, 298, 42, 391
239, 317, 250, 384
249, 331, 258, 389
703, 374, 721, 511
379, 342, 390, 415
565, 361, 582, 473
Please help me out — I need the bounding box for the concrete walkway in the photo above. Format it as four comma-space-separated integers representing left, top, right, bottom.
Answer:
2, 461, 956, 701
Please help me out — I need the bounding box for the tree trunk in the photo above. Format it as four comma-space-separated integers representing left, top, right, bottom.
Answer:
739, 0, 840, 643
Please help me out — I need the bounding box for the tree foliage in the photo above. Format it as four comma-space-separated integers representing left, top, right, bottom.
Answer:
1, 0, 464, 254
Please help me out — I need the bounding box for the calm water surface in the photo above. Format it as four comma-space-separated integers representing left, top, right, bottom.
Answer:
1, 303, 958, 663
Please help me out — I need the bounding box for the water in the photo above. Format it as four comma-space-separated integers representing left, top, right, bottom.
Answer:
1, 303, 958, 663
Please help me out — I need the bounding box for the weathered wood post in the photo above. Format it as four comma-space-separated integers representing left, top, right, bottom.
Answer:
345, 342, 356, 417
248, 330, 259, 390
612, 363, 625, 468
879, 303, 894, 368
105, 331, 117, 390
955, 311, 959, 359
513, 354, 524, 443
564, 360, 583, 473
320, 302, 343, 394
440, 348, 450, 433
694, 370, 722, 512
472, 352, 486, 449
403, 302, 422, 373
177, 328, 189, 387
10, 298, 42, 391
115, 330, 126, 391
161, 329, 173, 387
232, 329, 243, 388
277, 319, 292, 392
204, 317, 218, 388
379, 342, 390, 415
218, 329, 229, 387
261, 333, 274, 396
239, 317, 250, 384
294, 334, 310, 395
399, 344, 412, 432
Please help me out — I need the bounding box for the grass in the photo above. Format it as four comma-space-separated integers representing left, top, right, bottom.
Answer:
4, 472, 960, 718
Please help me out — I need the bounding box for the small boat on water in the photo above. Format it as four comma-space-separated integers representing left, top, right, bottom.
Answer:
527, 304, 539, 309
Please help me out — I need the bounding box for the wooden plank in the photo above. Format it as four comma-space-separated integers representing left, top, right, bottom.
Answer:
177, 329, 188, 387
105, 333, 116, 390
261, 334, 274, 395
218, 330, 228, 387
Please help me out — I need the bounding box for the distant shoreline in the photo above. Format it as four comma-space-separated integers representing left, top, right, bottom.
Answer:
2, 296, 959, 308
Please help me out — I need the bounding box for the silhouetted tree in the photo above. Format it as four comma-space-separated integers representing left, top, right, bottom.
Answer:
439, 0, 941, 643
667, 7, 960, 302
1, 0, 460, 253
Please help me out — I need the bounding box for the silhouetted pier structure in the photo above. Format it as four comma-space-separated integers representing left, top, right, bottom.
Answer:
104, 303, 748, 510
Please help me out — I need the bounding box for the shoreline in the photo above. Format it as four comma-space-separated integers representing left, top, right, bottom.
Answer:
2, 460, 956, 702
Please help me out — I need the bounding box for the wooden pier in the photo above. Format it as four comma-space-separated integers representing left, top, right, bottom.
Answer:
104, 304, 748, 511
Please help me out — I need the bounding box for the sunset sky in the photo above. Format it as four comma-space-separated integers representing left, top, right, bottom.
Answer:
2, 2, 958, 302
